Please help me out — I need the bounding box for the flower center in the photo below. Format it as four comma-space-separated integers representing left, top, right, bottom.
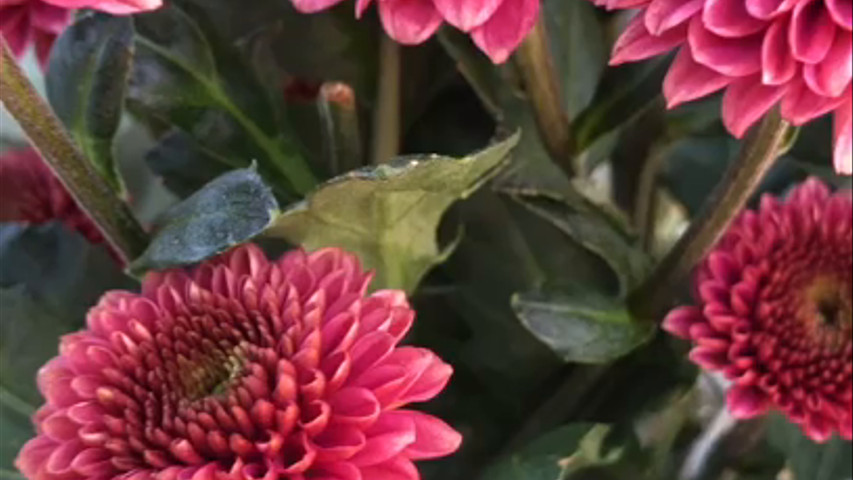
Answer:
182, 345, 248, 401
802, 276, 852, 350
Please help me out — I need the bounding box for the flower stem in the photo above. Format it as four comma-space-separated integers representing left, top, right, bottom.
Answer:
318, 82, 364, 175
514, 16, 575, 177
628, 110, 793, 321
371, 34, 401, 165
0, 39, 148, 264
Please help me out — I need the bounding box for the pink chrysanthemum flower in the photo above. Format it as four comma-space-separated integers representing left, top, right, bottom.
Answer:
0, 147, 105, 246
0, 0, 162, 67
15, 244, 462, 479
588, 0, 853, 175
290, 0, 539, 64
664, 178, 852, 443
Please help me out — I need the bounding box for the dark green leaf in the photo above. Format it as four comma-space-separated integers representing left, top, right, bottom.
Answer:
266, 134, 519, 292
478, 424, 634, 480
129, 4, 315, 194
46, 12, 134, 191
768, 415, 852, 480
0, 287, 84, 473
145, 130, 232, 197
0, 223, 133, 314
574, 58, 670, 150
544, 0, 607, 119
129, 167, 278, 275
513, 292, 655, 364
504, 189, 651, 294
244, 3, 379, 100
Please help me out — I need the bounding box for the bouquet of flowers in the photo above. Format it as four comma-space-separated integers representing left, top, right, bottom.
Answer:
0, 0, 850, 478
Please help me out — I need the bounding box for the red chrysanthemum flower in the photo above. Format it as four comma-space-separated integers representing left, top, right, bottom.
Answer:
664, 178, 852, 443
15, 244, 462, 479
0, 147, 105, 246
0, 0, 70, 66
588, 0, 853, 175
289, 0, 539, 64
1, 0, 161, 67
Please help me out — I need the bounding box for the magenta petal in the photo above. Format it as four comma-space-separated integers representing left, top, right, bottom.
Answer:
359, 456, 420, 480
664, 47, 732, 107
761, 18, 798, 85
291, 0, 347, 13
834, 100, 852, 174
782, 80, 848, 124
722, 76, 786, 137
744, 0, 797, 18
378, 0, 443, 45
350, 412, 416, 467
803, 32, 852, 97
688, 15, 763, 76
432, 0, 504, 31
789, 0, 837, 64
662, 306, 705, 339
826, 0, 853, 30
611, 14, 686, 65
356, 0, 374, 16
469, 0, 538, 64
70, 0, 162, 14
643, 0, 702, 35
703, 0, 768, 38
399, 410, 462, 460
0, 5, 29, 57
727, 386, 770, 419
28, 2, 69, 33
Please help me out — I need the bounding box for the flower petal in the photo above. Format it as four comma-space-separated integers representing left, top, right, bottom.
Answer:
469, 0, 539, 64
399, 410, 462, 460
378, 0, 443, 45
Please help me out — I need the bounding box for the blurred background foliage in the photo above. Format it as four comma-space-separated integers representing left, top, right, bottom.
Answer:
1, 1, 850, 479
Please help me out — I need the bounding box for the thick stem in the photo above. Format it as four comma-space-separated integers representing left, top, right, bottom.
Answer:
514, 16, 575, 177
629, 110, 792, 321
371, 34, 401, 165
0, 39, 148, 263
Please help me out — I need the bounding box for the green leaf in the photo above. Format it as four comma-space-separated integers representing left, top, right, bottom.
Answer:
0, 223, 133, 314
129, 167, 278, 275
145, 130, 233, 197
768, 415, 853, 480
46, 12, 134, 191
0, 287, 81, 472
244, 2, 379, 100
512, 292, 655, 364
543, 0, 607, 119
477, 424, 633, 480
266, 134, 519, 292
574, 58, 670, 151
503, 188, 651, 294
129, 3, 315, 194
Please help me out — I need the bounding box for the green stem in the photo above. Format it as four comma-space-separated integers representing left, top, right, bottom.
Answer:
371, 34, 401, 165
628, 110, 793, 321
317, 82, 363, 174
0, 40, 148, 263
514, 15, 575, 177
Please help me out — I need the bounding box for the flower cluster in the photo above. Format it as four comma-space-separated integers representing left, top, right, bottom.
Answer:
15, 244, 462, 479
290, 0, 539, 64
664, 179, 852, 442
0, 0, 161, 67
589, 0, 853, 174
0, 147, 105, 246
